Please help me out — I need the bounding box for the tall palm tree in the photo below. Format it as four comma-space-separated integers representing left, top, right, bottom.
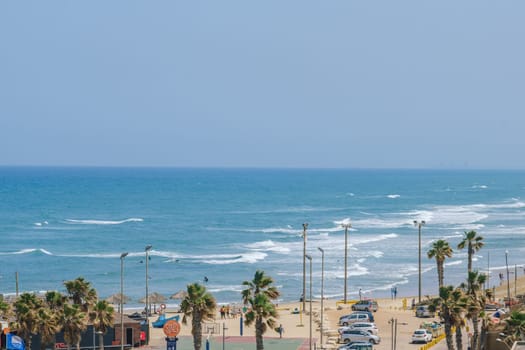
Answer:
241, 270, 280, 350
89, 300, 115, 350
35, 307, 60, 350
430, 285, 468, 350
64, 277, 98, 312
13, 293, 43, 350
180, 283, 217, 350
428, 239, 453, 289
457, 231, 484, 291
463, 271, 487, 350
44, 291, 67, 349
62, 303, 87, 350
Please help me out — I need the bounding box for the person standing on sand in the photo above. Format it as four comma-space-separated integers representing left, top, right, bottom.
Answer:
394, 286, 398, 299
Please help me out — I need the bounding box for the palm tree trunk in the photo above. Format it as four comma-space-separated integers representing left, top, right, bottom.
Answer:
255, 317, 264, 350
472, 315, 480, 350
438, 261, 444, 289
192, 312, 202, 350
443, 307, 456, 350
455, 325, 462, 350
478, 318, 487, 350
99, 333, 105, 350
76, 341, 81, 350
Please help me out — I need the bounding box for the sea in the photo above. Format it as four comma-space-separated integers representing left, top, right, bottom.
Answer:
1, 167, 524, 309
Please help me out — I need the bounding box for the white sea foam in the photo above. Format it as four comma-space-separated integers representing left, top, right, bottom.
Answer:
244, 240, 290, 253
387, 194, 400, 199
0, 248, 53, 256
200, 252, 267, 265
472, 185, 488, 189
444, 260, 463, 267
65, 218, 144, 225
352, 233, 398, 245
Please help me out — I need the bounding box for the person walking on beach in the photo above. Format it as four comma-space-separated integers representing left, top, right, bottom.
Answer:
393, 286, 398, 299
390, 287, 395, 299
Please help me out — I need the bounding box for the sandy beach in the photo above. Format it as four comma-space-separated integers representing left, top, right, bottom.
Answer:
144, 268, 525, 350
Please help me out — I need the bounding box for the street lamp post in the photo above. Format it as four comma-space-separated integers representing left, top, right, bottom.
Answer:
302, 223, 308, 312
342, 221, 351, 304
120, 252, 129, 350
505, 250, 510, 306
145, 244, 152, 344
317, 247, 324, 349
305, 254, 313, 350
413, 220, 425, 304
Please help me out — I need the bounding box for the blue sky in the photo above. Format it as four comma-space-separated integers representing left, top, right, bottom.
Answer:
1, 1, 524, 169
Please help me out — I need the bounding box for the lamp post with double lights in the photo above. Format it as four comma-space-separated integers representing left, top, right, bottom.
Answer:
317, 247, 325, 349
341, 221, 351, 304
305, 254, 313, 350
145, 244, 152, 344
120, 252, 129, 350
413, 220, 425, 304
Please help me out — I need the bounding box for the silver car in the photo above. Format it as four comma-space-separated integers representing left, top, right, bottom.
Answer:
338, 322, 379, 335
340, 329, 381, 344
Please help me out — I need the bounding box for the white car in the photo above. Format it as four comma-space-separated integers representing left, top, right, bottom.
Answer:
411, 329, 433, 344
338, 322, 379, 335
339, 313, 371, 326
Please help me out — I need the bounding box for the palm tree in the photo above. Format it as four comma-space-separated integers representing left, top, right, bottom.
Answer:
89, 300, 115, 350
502, 310, 525, 343
13, 293, 42, 350
430, 285, 469, 350
457, 231, 484, 291
0, 295, 12, 320
44, 291, 67, 349
62, 303, 87, 350
464, 271, 487, 350
35, 307, 60, 350
428, 239, 453, 289
64, 277, 98, 312
179, 283, 217, 350
241, 270, 280, 350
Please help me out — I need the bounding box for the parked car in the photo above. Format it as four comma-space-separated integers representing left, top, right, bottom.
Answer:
351, 300, 378, 312
339, 313, 372, 326
415, 305, 435, 318
337, 342, 374, 350
411, 329, 433, 344
353, 310, 375, 322
339, 322, 379, 335
340, 329, 381, 344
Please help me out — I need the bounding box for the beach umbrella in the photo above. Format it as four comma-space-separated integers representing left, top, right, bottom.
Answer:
170, 290, 188, 300
139, 292, 167, 304
106, 293, 130, 313
139, 292, 167, 313
106, 293, 130, 304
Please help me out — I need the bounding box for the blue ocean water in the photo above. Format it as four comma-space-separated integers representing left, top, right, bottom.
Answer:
1, 167, 524, 307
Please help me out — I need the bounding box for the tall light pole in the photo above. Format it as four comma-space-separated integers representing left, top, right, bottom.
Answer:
305, 254, 313, 350
505, 250, 510, 306
120, 252, 129, 350
413, 220, 425, 304
145, 244, 152, 344
342, 221, 351, 304
302, 223, 308, 311
317, 247, 324, 349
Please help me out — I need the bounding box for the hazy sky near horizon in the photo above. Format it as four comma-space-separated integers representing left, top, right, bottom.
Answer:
1, 1, 524, 169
